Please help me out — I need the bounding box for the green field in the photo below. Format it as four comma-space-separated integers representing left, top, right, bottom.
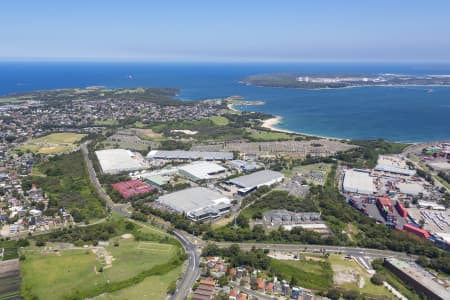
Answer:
21, 132, 86, 154
95, 265, 181, 300
270, 258, 333, 291
20, 223, 183, 300
209, 116, 229, 126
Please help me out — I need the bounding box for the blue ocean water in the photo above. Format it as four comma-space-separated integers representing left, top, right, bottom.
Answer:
1, 61, 449, 142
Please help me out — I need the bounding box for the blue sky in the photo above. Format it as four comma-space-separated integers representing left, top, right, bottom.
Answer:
1, 1, 450, 62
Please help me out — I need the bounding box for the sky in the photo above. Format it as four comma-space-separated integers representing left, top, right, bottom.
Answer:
1, 0, 450, 62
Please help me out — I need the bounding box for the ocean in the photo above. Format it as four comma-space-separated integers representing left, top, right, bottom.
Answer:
1, 61, 449, 142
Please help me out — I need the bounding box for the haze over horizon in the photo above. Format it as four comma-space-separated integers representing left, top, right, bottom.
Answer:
2, 0, 450, 62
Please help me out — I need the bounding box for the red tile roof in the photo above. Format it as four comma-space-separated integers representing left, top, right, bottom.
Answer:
112, 180, 153, 199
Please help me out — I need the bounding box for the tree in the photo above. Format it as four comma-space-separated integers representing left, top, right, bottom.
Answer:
327, 288, 341, 300
370, 273, 385, 285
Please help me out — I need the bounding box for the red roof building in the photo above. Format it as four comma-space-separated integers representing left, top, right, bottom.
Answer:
257, 278, 264, 289
112, 180, 153, 199
265, 282, 274, 293
395, 201, 408, 218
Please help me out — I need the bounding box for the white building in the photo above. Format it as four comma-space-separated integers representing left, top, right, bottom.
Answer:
157, 187, 232, 221
178, 161, 226, 182
343, 169, 376, 195
228, 170, 284, 195
95, 149, 148, 174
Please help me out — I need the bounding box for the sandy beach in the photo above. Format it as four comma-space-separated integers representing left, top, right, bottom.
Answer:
261, 116, 295, 134
227, 103, 239, 112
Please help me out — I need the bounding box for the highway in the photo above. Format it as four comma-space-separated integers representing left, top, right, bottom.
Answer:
215, 242, 415, 260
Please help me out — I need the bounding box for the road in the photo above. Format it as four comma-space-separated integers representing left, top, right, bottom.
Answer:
81, 142, 199, 300
215, 242, 415, 260
171, 231, 200, 300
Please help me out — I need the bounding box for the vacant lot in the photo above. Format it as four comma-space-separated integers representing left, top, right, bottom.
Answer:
270, 258, 333, 291
328, 255, 391, 297
21, 231, 178, 299
248, 130, 294, 141
21, 132, 86, 154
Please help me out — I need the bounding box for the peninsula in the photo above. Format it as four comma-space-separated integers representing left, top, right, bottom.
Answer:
242, 73, 450, 89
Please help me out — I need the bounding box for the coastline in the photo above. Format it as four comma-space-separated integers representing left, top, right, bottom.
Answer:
260, 116, 341, 140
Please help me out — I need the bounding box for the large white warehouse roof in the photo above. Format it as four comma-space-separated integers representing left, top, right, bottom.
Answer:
178, 161, 226, 181
228, 170, 284, 190
343, 169, 376, 195
157, 187, 231, 220
147, 150, 233, 161
95, 149, 147, 174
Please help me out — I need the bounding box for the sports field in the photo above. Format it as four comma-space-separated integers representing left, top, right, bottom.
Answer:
21, 132, 86, 154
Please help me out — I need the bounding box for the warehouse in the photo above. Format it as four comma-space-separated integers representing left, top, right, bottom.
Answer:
95, 149, 148, 174
397, 182, 426, 196
384, 258, 450, 300
157, 187, 232, 221
147, 150, 233, 161
227, 170, 284, 195
342, 169, 376, 195
178, 161, 226, 182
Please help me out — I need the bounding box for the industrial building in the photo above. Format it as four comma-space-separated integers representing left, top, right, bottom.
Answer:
228, 160, 264, 173
95, 149, 148, 174
342, 169, 376, 195
375, 155, 415, 176
147, 150, 233, 161
384, 258, 450, 300
142, 174, 170, 188
178, 161, 226, 182
227, 170, 284, 195
397, 182, 426, 196
157, 187, 232, 221
112, 180, 153, 199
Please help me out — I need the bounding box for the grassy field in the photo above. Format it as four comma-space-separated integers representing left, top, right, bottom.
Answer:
21, 132, 86, 154
248, 130, 294, 141
282, 163, 331, 184
20, 225, 183, 300
209, 116, 229, 126
270, 258, 333, 291
94, 265, 181, 300
327, 255, 391, 297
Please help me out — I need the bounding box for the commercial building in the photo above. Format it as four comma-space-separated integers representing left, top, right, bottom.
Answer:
157, 187, 232, 221
397, 182, 425, 196
342, 169, 376, 195
147, 150, 233, 161
142, 174, 170, 188
227, 170, 284, 195
228, 160, 264, 173
384, 258, 450, 300
178, 161, 226, 182
112, 180, 153, 199
95, 149, 148, 174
